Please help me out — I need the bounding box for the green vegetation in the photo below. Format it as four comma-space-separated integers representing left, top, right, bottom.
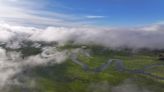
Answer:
20, 47, 42, 58
10, 45, 164, 92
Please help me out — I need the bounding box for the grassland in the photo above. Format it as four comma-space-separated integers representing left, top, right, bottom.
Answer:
9, 45, 164, 92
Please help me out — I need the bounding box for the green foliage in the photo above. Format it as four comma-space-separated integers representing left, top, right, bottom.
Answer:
10, 45, 164, 92
20, 47, 42, 58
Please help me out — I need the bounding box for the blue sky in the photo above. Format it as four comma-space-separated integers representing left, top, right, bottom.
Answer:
0, 0, 164, 27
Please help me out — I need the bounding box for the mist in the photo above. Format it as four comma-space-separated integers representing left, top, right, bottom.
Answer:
0, 22, 164, 90
0, 46, 68, 88
111, 79, 152, 92
1, 23, 164, 50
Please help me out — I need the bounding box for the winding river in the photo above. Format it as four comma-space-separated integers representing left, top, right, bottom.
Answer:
70, 53, 164, 80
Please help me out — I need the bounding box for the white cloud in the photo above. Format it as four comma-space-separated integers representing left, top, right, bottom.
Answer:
86, 15, 105, 19
0, 0, 95, 27
1, 22, 164, 50
0, 46, 68, 88
0, 22, 164, 89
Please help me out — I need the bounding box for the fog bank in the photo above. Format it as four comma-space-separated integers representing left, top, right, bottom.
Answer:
1, 23, 164, 50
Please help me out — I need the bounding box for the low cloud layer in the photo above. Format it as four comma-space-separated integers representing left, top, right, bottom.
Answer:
0, 46, 67, 88
88, 80, 152, 92
112, 79, 152, 92
0, 22, 163, 90
1, 22, 164, 50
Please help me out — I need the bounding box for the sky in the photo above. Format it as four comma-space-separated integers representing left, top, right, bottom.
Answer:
0, 0, 164, 27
